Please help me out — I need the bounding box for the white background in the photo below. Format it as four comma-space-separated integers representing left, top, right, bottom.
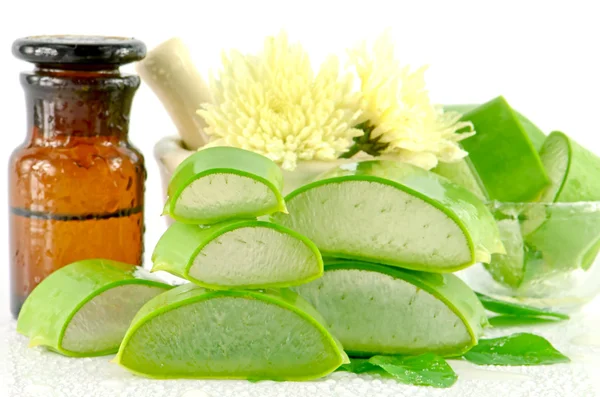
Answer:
2, 2, 600, 396
0, 0, 599, 318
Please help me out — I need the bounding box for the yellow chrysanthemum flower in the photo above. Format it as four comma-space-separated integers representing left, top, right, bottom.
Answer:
348, 32, 475, 170
198, 32, 363, 171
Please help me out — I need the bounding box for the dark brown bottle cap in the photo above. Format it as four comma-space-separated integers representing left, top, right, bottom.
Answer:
12, 35, 146, 66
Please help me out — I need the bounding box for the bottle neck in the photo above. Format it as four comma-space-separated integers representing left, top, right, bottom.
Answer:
21, 67, 140, 145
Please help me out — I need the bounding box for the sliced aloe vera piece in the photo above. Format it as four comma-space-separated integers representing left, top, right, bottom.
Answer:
445, 104, 546, 151
152, 220, 322, 289
17, 260, 171, 357
476, 292, 569, 320
457, 97, 550, 202
485, 219, 525, 287
273, 160, 503, 272
527, 132, 600, 271
524, 202, 600, 272
164, 147, 286, 224
484, 201, 600, 288
295, 261, 487, 357
116, 284, 347, 380
540, 131, 600, 202
484, 218, 544, 288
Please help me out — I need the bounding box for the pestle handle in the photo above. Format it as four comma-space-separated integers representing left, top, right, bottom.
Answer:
137, 38, 210, 150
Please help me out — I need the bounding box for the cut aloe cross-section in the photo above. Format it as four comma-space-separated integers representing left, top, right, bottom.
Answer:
539, 131, 600, 203
17, 259, 171, 357
295, 261, 487, 357
152, 220, 323, 289
457, 97, 550, 202
164, 147, 286, 224
272, 160, 503, 272
116, 284, 347, 380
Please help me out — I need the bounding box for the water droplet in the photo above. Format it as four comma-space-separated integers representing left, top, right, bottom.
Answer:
571, 333, 600, 348
24, 384, 58, 397
449, 359, 532, 381
180, 390, 211, 397
99, 379, 127, 389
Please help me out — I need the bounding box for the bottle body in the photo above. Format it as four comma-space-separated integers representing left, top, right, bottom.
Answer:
9, 69, 145, 317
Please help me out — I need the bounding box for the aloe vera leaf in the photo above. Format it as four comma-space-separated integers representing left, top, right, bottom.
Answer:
152, 220, 323, 289
295, 260, 488, 357
369, 354, 458, 388
164, 147, 286, 224
484, 200, 600, 286
337, 355, 457, 388
437, 103, 545, 198
476, 292, 569, 320
456, 97, 550, 202
16, 260, 171, 357
539, 131, 600, 203
483, 215, 546, 288
336, 358, 380, 374
524, 202, 600, 272
483, 200, 600, 287
463, 333, 569, 366
518, 132, 600, 272
444, 104, 546, 150
488, 315, 563, 327
115, 284, 347, 380
273, 160, 503, 272
484, 218, 528, 287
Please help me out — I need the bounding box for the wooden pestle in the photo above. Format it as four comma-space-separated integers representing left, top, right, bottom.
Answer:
137, 38, 210, 150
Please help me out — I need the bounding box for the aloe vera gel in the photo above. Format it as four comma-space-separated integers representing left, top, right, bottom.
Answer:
273, 160, 503, 271
116, 285, 347, 380
164, 147, 287, 224
295, 261, 487, 357
17, 260, 171, 357
152, 220, 323, 289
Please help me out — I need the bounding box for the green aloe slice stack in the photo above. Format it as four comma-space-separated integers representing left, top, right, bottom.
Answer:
272, 160, 503, 272
115, 284, 348, 380
295, 261, 488, 357
152, 220, 323, 289
164, 147, 287, 224
17, 260, 171, 357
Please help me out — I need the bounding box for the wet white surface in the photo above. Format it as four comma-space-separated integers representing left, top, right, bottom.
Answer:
2, 296, 600, 397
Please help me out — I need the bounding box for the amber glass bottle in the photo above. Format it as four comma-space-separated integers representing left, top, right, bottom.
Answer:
9, 36, 147, 318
